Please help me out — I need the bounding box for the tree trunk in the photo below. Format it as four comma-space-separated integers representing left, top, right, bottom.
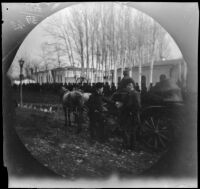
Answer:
80, 34, 84, 77
150, 39, 157, 84
138, 47, 142, 89
114, 62, 117, 86
84, 13, 89, 80
149, 57, 154, 84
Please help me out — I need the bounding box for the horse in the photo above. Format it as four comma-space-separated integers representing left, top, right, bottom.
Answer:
60, 87, 91, 133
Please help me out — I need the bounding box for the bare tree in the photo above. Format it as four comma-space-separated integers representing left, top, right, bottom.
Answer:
42, 14, 73, 69
68, 8, 85, 77
39, 2, 172, 85
82, 9, 90, 79
147, 20, 171, 84
19, 51, 34, 79
133, 12, 148, 88
38, 42, 52, 71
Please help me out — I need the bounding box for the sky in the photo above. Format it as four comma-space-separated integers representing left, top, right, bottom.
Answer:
7, 3, 183, 79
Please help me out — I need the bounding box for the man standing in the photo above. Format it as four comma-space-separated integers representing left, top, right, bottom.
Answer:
115, 79, 141, 150
87, 83, 113, 142
118, 70, 135, 92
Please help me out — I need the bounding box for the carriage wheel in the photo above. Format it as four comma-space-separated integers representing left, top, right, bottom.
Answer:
140, 116, 173, 152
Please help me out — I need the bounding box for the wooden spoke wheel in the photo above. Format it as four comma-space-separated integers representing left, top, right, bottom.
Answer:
140, 115, 173, 152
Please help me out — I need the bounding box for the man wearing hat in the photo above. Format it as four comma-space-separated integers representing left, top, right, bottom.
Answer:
115, 78, 141, 150
118, 69, 136, 92
87, 82, 114, 142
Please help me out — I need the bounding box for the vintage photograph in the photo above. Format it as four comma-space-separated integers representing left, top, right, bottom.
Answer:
2, 2, 198, 188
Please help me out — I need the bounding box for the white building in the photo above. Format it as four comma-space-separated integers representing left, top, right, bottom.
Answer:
116, 58, 187, 87
31, 66, 106, 84
29, 58, 186, 87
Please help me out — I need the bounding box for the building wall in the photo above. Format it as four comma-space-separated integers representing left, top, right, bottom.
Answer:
170, 64, 182, 83
31, 68, 102, 84
131, 64, 181, 87
31, 60, 184, 86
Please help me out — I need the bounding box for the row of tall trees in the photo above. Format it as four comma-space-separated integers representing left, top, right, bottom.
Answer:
39, 2, 171, 86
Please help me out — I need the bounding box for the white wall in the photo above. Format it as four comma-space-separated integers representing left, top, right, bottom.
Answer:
132, 65, 178, 87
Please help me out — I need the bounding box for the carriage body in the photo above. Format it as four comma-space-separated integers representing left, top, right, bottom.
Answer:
107, 79, 186, 152
139, 80, 186, 152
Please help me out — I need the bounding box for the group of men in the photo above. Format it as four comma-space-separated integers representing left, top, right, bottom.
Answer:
12, 82, 117, 96
87, 70, 141, 150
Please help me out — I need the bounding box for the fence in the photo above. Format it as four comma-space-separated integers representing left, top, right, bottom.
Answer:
18, 103, 63, 113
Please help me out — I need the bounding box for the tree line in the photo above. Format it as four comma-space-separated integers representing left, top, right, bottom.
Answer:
15, 2, 172, 87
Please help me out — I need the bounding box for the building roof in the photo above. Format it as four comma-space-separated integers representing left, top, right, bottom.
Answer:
53, 66, 97, 71
35, 66, 98, 74
33, 58, 184, 74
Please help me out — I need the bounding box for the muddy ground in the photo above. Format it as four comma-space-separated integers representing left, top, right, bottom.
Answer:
14, 107, 163, 179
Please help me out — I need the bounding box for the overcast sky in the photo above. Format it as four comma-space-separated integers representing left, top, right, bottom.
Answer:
8, 3, 183, 79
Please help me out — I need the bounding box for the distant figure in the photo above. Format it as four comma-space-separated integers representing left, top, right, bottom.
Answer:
160, 74, 167, 82
141, 85, 147, 94
111, 83, 117, 94
149, 83, 153, 91
103, 82, 111, 97
135, 83, 140, 92
118, 70, 135, 92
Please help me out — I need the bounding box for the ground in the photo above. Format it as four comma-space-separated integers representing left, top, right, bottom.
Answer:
14, 107, 163, 179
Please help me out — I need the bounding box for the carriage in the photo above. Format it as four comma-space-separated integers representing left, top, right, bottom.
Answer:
61, 78, 186, 152
104, 79, 186, 152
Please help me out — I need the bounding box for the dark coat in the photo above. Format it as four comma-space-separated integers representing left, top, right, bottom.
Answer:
115, 88, 141, 148
118, 76, 135, 91
87, 92, 113, 115
119, 88, 141, 115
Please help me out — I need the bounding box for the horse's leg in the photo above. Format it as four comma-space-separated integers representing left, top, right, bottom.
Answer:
76, 108, 82, 134
67, 108, 71, 127
63, 106, 68, 128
